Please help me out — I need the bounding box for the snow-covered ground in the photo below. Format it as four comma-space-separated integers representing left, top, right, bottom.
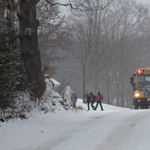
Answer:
1, 99, 150, 150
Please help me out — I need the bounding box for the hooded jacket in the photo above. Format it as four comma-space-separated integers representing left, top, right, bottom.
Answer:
90, 92, 96, 102
96, 93, 101, 101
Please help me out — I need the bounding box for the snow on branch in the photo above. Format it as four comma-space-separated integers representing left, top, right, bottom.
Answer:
45, 0, 89, 11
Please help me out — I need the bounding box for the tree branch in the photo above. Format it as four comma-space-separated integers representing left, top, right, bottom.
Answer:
45, 0, 89, 11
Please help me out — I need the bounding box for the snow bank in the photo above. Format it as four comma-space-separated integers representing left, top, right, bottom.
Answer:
49, 78, 60, 89
0, 101, 130, 150
0, 77, 132, 150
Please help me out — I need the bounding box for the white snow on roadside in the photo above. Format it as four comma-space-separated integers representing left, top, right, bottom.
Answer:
1, 99, 150, 150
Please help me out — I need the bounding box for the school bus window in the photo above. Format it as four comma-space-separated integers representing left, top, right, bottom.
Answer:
137, 75, 144, 87
145, 76, 150, 85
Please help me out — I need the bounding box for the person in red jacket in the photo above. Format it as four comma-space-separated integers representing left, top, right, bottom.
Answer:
95, 90, 104, 111
90, 92, 96, 109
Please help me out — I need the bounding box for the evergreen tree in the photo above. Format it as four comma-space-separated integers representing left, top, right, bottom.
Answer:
0, 31, 29, 109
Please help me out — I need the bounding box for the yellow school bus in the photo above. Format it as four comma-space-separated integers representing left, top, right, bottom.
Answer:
130, 68, 150, 109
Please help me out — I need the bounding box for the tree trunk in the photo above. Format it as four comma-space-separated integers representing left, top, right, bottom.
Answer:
0, 2, 5, 35
83, 60, 86, 103
106, 68, 110, 104
18, 0, 46, 98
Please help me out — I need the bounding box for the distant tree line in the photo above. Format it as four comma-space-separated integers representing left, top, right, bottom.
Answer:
68, 0, 150, 107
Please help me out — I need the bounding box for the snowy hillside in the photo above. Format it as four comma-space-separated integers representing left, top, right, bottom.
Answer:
1, 99, 150, 150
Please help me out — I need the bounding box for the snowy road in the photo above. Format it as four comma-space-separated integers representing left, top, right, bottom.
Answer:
17, 108, 150, 150
1, 103, 150, 150
43, 110, 150, 150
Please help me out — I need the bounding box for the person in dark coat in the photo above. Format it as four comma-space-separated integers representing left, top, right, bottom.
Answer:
95, 90, 104, 111
85, 91, 87, 104
85, 92, 91, 110
90, 92, 96, 109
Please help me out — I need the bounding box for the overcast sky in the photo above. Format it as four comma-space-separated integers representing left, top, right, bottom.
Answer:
60, 0, 150, 4
136, 0, 150, 4
59, 0, 150, 15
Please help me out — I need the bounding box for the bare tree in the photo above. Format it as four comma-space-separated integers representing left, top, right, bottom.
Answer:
37, 0, 74, 76
104, 0, 150, 107
70, 0, 115, 102
70, 0, 150, 107
71, 19, 94, 103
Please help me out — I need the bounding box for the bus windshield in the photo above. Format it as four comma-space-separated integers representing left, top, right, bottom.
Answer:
137, 74, 150, 87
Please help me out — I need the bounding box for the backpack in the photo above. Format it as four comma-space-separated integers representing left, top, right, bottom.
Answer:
93, 95, 96, 101
90, 95, 94, 101
101, 94, 103, 100
71, 93, 76, 101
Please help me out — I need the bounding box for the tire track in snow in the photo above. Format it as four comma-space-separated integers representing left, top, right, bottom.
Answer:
34, 114, 102, 150
35, 110, 132, 150
15, 111, 90, 150
17, 109, 150, 150
95, 110, 150, 150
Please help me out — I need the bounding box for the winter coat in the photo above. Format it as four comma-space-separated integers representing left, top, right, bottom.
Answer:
90, 95, 94, 102
96, 93, 101, 101
71, 93, 78, 101
86, 95, 91, 103
76, 94, 78, 101
90, 93, 96, 102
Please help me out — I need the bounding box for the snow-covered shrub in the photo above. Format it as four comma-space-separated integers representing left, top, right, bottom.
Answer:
0, 76, 75, 122
38, 78, 63, 113
0, 92, 33, 122
60, 85, 73, 110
